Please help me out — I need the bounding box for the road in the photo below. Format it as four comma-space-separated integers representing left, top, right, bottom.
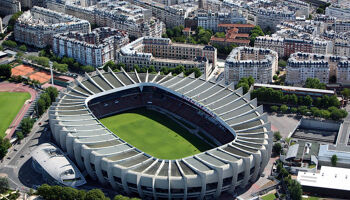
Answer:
0, 112, 50, 191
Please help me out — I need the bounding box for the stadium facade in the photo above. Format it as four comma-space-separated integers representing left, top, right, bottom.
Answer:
49, 69, 272, 199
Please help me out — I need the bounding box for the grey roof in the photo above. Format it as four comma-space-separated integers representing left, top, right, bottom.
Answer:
286, 144, 299, 160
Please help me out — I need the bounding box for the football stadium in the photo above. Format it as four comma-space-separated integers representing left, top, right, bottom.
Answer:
49, 68, 272, 199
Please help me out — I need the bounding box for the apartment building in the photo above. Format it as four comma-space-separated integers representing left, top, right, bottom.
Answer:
326, 6, 350, 20
255, 8, 296, 32
132, 0, 197, 28
119, 37, 217, 79
286, 52, 350, 85
334, 40, 350, 58
254, 36, 332, 57
14, 6, 90, 48
53, 27, 129, 68
224, 47, 278, 84
283, 0, 310, 17
197, 10, 246, 32
337, 61, 350, 85
0, 0, 21, 16
48, 0, 164, 38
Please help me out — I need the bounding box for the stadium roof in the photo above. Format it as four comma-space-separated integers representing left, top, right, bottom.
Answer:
50, 69, 271, 178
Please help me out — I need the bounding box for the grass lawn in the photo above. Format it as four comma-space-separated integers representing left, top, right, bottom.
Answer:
0, 92, 30, 138
261, 193, 276, 200
100, 108, 212, 159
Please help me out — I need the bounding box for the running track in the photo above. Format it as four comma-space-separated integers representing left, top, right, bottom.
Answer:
0, 82, 38, 139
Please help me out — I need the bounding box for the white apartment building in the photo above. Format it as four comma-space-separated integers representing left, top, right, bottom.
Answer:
119, 37, 217, 79
334, 40, 350, 58
326, 6, 350, 20
337, 61, 350, 85
255, 8, 296, 32
283, 0, 310, 17
50, 0, 164, 38
14, 6, 90, 48
197, 10, 246, 32
53, 27, 129, 67
133, 0, 197, 28
285, 52, 350, 85
224, 47, 278, 84
0, 0, 21, 16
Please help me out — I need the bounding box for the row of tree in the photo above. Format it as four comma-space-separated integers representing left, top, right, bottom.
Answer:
251, 87, 341, 108
37, 87, 59, 116
37, 184, 139, 200
7, 11, 23, 32
271, 105, 347, 120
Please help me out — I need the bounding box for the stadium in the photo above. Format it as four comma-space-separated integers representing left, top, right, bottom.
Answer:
49, 68, 272, 199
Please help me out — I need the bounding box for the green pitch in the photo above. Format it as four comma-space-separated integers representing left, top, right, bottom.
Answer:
100, 108, 212, 159
0, 92, 30, 138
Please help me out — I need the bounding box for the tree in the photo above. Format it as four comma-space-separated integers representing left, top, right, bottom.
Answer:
303, 95, 313, 106
341, 88, 350, 99
20, 117, 34, 135
290, 107, 298, 113
274, 131, 282, 141
114, 195, 130, 200
280, 104, 288, 113
41, 93, 51, 109
19, 45, 27, 52
289, 94, 298, 105
7, 11, 23, 31
103, 60, 116, 72
304, 78, 326, 89
37, 98, 46, 116
273, 75, 278, 81
316, 7, 324, 14
0, 177, 9, 193
273, 143, 282, 155
249, 25, 264, 46
270, 105, 279, 112
45, 87, 58, 103
330, 109, 344, 121
2, 40, 17, 48
0, 64, 12, 79
16, 131, 24, 141
331, 154, 338, 166
85, 189, 109, 200
0, 137, 11, 159
278, 60, 287, 68
237, 82, 249, 94
288, 179, 303, 200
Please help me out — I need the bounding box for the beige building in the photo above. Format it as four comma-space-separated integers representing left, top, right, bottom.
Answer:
337, 61, 350, 85
119, 37, 217, 79
224, 47, 278, 84
286, 52, 350, 85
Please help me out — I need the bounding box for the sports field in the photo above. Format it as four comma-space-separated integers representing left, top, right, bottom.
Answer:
0, 92, 30, 138
100, 108, 212, 159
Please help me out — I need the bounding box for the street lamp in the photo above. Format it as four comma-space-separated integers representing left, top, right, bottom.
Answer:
49, 61, 54, 86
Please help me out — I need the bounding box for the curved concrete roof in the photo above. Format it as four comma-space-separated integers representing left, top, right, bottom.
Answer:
49, 68, 273, 199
